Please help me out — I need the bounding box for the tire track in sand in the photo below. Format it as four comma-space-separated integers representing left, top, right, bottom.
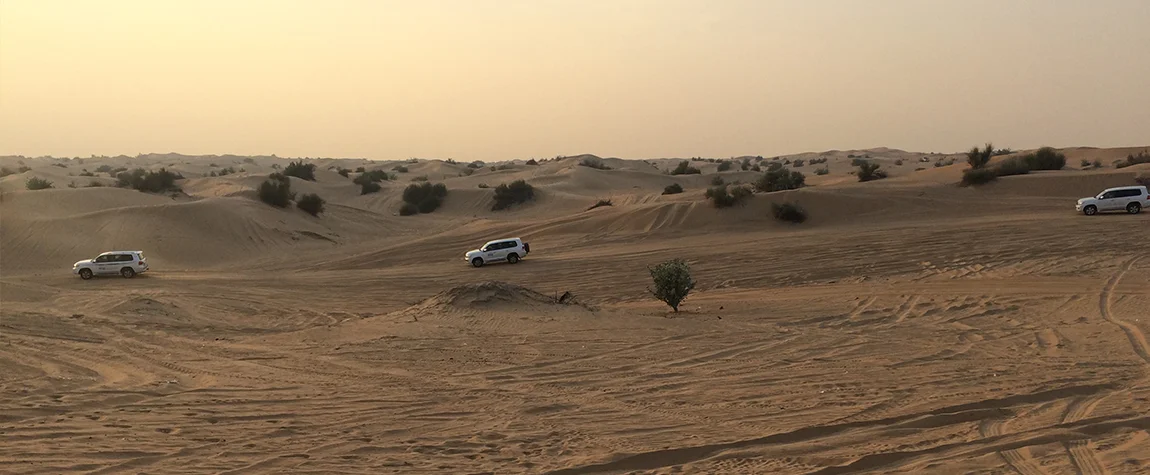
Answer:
978, 416, 1046, 475
1062, 395, 1110, 475
1098, 257, 1150, 364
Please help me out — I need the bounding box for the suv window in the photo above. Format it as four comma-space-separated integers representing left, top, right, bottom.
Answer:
118, 254, 135, 262
1120, 189, 1142, 198
95, 255, 111, 263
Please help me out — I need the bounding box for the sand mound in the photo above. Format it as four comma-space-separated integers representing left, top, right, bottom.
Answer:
417, 281, 569, 309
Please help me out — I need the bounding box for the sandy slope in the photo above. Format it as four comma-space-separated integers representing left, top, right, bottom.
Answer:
2, 148, 1150, 474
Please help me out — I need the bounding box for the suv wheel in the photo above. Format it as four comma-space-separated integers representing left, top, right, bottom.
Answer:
1083, 205, 1098, 216
507, 253, 519, 264
1127, 203, 1141, 214
79, 268, 93, 280
121, 267, 136, 278
471, 258, 484, 268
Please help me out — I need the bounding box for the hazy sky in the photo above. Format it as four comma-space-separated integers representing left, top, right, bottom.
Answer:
2, 1, 1148, 160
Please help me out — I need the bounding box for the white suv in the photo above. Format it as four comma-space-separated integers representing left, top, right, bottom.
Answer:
74, 251, 149, 279
464, 238, 530, 267
1076, 186, 1149, 215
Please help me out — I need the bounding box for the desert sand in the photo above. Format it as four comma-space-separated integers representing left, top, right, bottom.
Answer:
2, 148, 1150, 474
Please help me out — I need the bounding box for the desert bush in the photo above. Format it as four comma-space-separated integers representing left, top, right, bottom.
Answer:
814, 167, 829, 175
717, 161, 732, 172
258, 173, 295, 207
209, 163, 218, 167
337, 168, 351, 177
354, 170, 391, 185
1023, 147, 1065, 170
710, 175, 725, 186
25, 177, 53, 190
283, 160, 316, 181
648, 259, 695, 312
526, 159, 538, 165
87, 181, 104, 187
809, 157, 828, 165
243, 157, 256, 164
850, 157, 867, 167
993, 148, 1014, 156
216, 167, 237, 176
705, 184, 752, 208
587, 199, 613, 211
670, 161, 701, 175
792, 159, 805, 168
52, 163, 67, 168
1135, 175, 1150, 187
994, 157, 1031, 177
856, 162, 888, 182
398, 203, 419, 216
296, 193, 325, 216
401, 182, 448, 214
116, 168, 182, 192
0, 167, 14, 177
95, 164, 113, 173
894, 159, 903, 166
355, 166, 366, 173
1092, 160, 1102, 169
662, 183, 683, 195
751, 164, 761, 172
360, 181, 382, 195
445, 158, 456, 164
78, 170, 95, 177
478, 183, 489, 188
492, 179, 535, 211
467, 161, 484, 169
755, 168, 805, 192
741, 159, 751, 171
934, 161, 945, 168
1081, 159, 1091, 168
411, 175, 429, 182
580, 157, 611, 170
966, 143, 994, 169
1117, 151, 1150, 169
393, 165, 408, 173
961, 168, 998, 186
771, 202, 807, 223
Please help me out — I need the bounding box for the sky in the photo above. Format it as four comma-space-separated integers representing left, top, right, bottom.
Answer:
2, 0, 1148, 161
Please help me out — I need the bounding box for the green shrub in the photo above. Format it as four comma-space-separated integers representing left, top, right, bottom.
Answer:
1080, 159, 1091, 168
411, 175, 429, 182
766, 161, 783, 172
354, 170, 391, 185
337, 168, 351, 177
296, 193, 326, 216
587, 199, 613, 210
850, 157, 868, 167
771, 202, 807, 223
478, 183, 489, 188
994, 157, 1031, 177
1092, 160, 1102, 169
648, 259, 695, 312
25, 176, 53, 190
856, 162, 888, 182
792, 159, 805, 168
1117, 151, 1150, 169
0, 167, 14, 177
78, 170, 95, 177
492, 179, 535, 211
398, 203, 418, 216
87, 181, 104, 187
258, 173, 295, 207
961, 168, 998, 186
814, 167, 829, 176
95, 165, 113, 173
360, 181, 382, 195
116, 168, 182, 192
751, 164, 761, 172
705, 184, 752, 208
967, 143, 994, 169
710, 176, 725, 186
894, 159, 903, 166
526, 158, 538, 165
1023, 147, 1065, 170
662, 183, 683, 195
467, 161, 484, 169
670, 161, 701, 175
717, 161, 732, 172
741, 159, 751, 171
393, 165, 409, 173
580, 157, 610, 170
283, 160, 316, 181
755, 168, 805, 192
401, 182, 448, 214
355, 166, 365, 173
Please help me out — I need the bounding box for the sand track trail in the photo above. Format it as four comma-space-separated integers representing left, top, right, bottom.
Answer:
3, 152, 1150, 473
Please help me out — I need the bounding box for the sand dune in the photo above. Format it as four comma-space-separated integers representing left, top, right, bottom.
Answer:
2, 147, 1150, 473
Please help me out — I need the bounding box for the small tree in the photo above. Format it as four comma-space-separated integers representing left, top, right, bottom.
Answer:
297, 193, 326, 216
25, 177, 53, 190
670, 161, 701, 175
648, 259, 695, 312
283, 160, 316, 181
705, 184, 752, 208
717, 161, 732, 172
401, 182, 448, 215
662, 183, 683, 195
258, 173, 294, 207
1024, 147, 1066, 170
755, 168, 805, 192
710, 175, 725, 186
492, 179, 535, 210
771, 202, 807, 223
967, 143, 994, 169
856, 162, 888, 182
